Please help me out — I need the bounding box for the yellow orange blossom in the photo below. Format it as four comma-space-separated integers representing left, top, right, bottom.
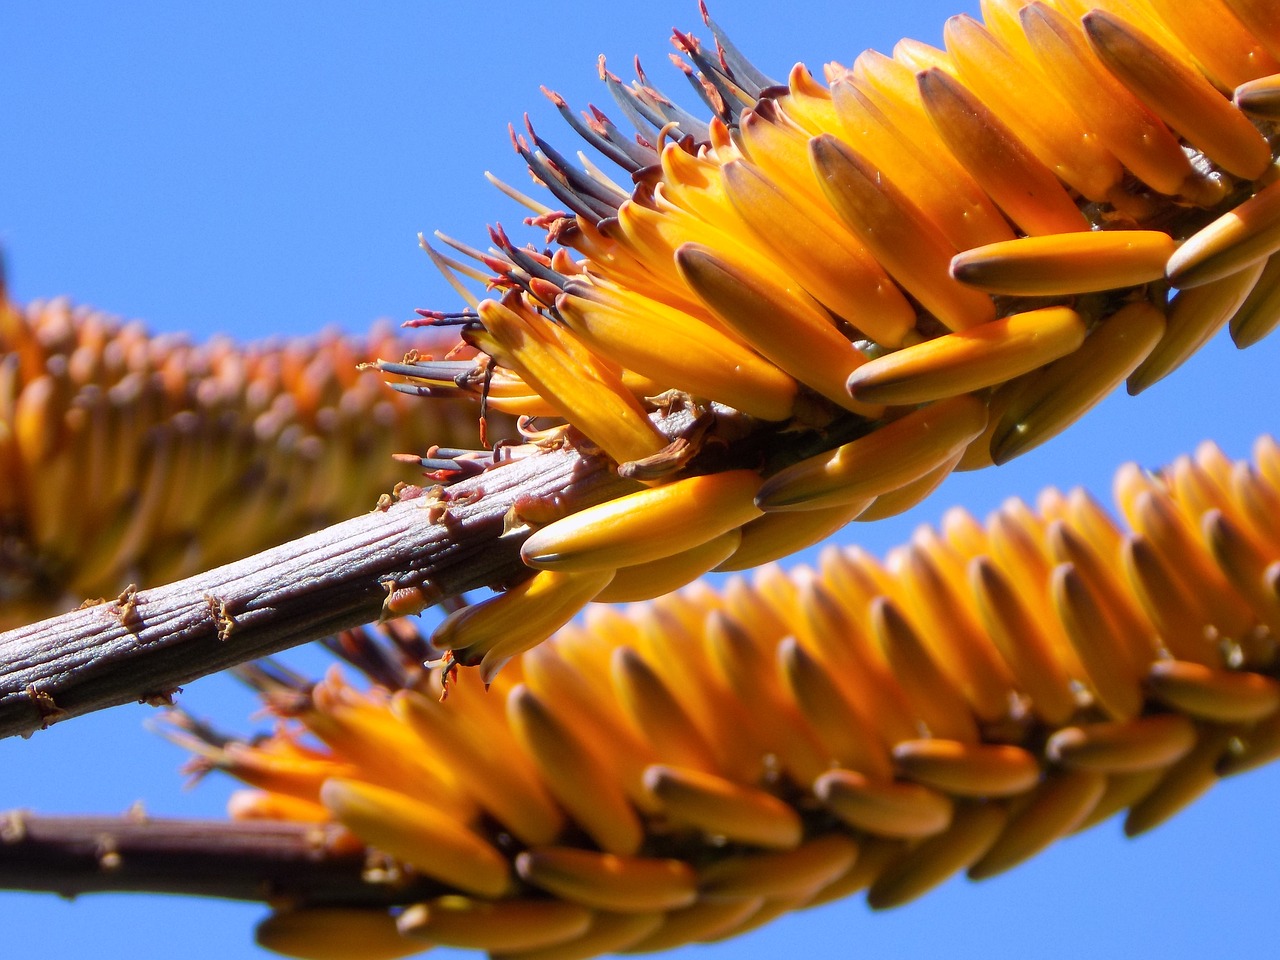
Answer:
0, 295, 498, 629
374, 0, 1280, 671
184, 437, 1280, 960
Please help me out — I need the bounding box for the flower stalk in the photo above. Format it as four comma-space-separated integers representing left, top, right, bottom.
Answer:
0, 439, 635, 740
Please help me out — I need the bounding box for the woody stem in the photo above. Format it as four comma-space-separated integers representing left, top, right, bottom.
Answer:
0, 811, 441, 904
0, 445, 629, 740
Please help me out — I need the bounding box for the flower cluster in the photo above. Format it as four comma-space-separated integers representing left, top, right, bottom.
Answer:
184, 437, 1280, 960
385, 0, 1280, 672
0, 295, 492, 628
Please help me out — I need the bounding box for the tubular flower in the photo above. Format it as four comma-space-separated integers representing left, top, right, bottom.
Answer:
0, 295, 496, 629
381, 0, 1280, 666
191, 438, 1280, 960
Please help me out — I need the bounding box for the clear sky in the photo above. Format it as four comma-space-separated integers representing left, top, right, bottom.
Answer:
3, 2, 1279, 959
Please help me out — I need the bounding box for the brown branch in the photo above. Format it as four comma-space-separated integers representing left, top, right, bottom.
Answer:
0, 811, 444, 905
0, 445, 633, 740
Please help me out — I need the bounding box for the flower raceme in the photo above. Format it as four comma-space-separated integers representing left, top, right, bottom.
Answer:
381, 0, 1280, 671
190, 438, 1280, 960
0, 295, 493, 629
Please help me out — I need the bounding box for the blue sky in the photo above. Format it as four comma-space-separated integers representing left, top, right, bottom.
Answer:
3, 2, 1279, 959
